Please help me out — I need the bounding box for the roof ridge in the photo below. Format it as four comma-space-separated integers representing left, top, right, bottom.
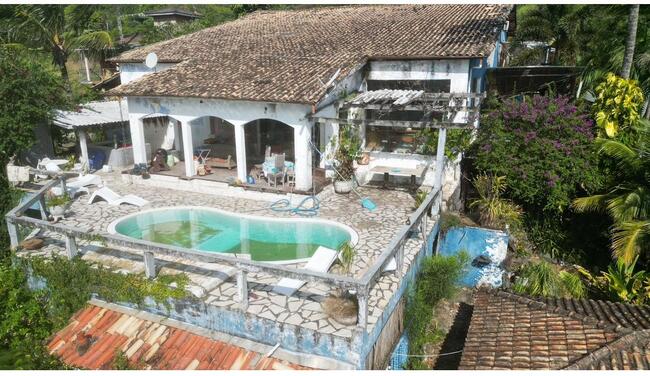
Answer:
490, 289, 633, 335
563, 329, 650, 370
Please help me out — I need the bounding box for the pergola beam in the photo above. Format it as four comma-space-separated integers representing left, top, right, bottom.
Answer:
310, 116, 476, 130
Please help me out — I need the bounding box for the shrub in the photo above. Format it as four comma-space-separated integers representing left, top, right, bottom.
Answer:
468, 173, 523, 231
470, 94, 601, 214
592, 73, 645, 141
405, 252, 468, 369
331, 124, 361, 181
513, 260, 586, 298
577, 256, 650, 305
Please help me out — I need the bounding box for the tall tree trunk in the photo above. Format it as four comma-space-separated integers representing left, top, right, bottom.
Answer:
51, 44, 68, 82
621, 4, 640, 79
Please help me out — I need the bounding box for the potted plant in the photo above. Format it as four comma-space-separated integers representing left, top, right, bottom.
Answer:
46, 192, 72, 219
332, 124, 361, 194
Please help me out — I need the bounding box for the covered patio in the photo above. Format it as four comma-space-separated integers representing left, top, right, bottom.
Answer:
125, 96, 318, 192
53, 99, 136, 170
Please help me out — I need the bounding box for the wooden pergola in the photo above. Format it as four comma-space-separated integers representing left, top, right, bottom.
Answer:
310, 90, 484, 191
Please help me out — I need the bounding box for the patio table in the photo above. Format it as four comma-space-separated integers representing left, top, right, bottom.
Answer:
369, 164, 427, 190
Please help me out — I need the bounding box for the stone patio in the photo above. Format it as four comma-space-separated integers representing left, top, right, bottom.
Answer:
16, 171, 434, 339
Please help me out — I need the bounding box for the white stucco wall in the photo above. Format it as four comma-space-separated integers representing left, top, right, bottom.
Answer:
119, 63, 176, 85
126, 96, 314, 190
368, 59, 470, 92
368, 59, 471, 124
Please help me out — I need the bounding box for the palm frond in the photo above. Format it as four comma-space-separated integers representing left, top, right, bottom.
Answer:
70, 30, 113, 51
572, 194, 611, 213
611, 220, 650, 265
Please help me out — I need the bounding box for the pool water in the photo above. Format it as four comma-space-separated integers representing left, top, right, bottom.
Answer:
109, 207, 354, 262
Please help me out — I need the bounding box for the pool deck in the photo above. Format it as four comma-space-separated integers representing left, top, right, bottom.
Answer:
15, 171, 429, 347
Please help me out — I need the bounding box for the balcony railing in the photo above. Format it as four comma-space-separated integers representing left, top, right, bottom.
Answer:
5, 176, 441, 333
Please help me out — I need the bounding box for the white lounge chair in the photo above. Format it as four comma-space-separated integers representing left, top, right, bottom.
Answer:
60, 174, 103, 197
87, 187, 149, 207
272, 246, 339, 296
67, 174, 102, 189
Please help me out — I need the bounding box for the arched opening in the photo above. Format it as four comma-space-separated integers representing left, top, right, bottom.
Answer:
243, 119, 295, 190
145, 115, 238, 182
244, 119, 294, 162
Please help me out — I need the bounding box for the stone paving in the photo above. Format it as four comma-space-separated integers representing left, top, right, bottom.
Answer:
16, 171, 434, 339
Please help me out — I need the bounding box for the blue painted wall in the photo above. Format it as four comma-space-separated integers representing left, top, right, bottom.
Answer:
438, 226, 508, 288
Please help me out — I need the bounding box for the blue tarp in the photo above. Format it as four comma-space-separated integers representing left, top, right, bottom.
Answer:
438, 226, 509, 288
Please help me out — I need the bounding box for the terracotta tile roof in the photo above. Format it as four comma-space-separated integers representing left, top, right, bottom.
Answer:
47, 304, 309, 370
459, 289, 650, 370
108, 4, 512, 104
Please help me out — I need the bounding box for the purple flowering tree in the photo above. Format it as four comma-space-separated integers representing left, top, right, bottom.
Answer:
471, 95, 601, 214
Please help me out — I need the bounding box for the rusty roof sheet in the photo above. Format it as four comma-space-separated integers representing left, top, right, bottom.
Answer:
459, 289, 650, 370
108, 4, 512, 104
47, 304, 310, 370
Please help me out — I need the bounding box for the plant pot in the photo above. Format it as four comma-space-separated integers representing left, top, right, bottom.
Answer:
334, 179, 353, 194
49, 204, 68, 218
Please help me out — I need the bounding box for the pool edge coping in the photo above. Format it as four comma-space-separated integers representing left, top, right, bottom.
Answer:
106, 205, 360, 265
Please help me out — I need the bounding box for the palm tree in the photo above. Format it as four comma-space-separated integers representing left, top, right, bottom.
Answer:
514, 5, 588, 65
621, 5, 640, 79
573, 122, 650, 264
8, 5, 113, 82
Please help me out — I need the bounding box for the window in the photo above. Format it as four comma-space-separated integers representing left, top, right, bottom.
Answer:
366, 79, 451, 92
366, 126, 421, 153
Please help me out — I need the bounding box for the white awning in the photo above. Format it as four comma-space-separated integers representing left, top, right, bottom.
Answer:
53, 100, 128, 130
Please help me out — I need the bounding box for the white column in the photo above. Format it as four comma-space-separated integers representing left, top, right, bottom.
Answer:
180, 120, 195, 177
77, 129, 89, 164
129, 115, 147, 166
294, 123, 312, 191
173, 121, 182, 150
234, 123, 247, 182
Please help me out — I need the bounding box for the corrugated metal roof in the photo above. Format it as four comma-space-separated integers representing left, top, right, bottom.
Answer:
48, 304, 310, 370
348, 89, 425, 106
53, 100, 129, 130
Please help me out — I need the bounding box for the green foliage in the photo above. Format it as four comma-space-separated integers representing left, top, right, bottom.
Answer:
416, 128, 473, 159
413, 189, 428, 209
577, 256, 650, 305
338, 242, 355, 275
45, 193, 71, 208
0, 255, 190, 369
439, 212, 462, 234
0, 261, 64, 369
0, 47, 70, 167
593, 73, 645, 140
513, 260, 586, 298
573, 122, 650, 265
405, 252, 468, 369
331, 124, 361, 181
470, 94, 601, 214
513, 4, 586, 65
468, 174, 523, 231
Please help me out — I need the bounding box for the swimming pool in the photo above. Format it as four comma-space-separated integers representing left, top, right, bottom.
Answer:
107, 207, 357, 263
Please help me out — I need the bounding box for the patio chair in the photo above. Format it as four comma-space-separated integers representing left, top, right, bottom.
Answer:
272, 246, 339, 296
87, 187, 149, 207
51, 174, 104, 198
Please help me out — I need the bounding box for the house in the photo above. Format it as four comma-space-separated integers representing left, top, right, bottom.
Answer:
108, 4, 513, 195
143, 8, 201, 27
459, 289, 650, 370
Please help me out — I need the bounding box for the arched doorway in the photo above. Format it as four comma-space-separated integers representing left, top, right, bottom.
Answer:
243, 119, 295, 188
144, 115, 237, 182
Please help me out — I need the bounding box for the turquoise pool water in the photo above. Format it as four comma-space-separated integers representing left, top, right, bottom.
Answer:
109, 207, 354, 262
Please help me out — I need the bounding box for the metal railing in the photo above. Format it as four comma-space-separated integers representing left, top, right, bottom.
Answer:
5, 176, 441, 333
